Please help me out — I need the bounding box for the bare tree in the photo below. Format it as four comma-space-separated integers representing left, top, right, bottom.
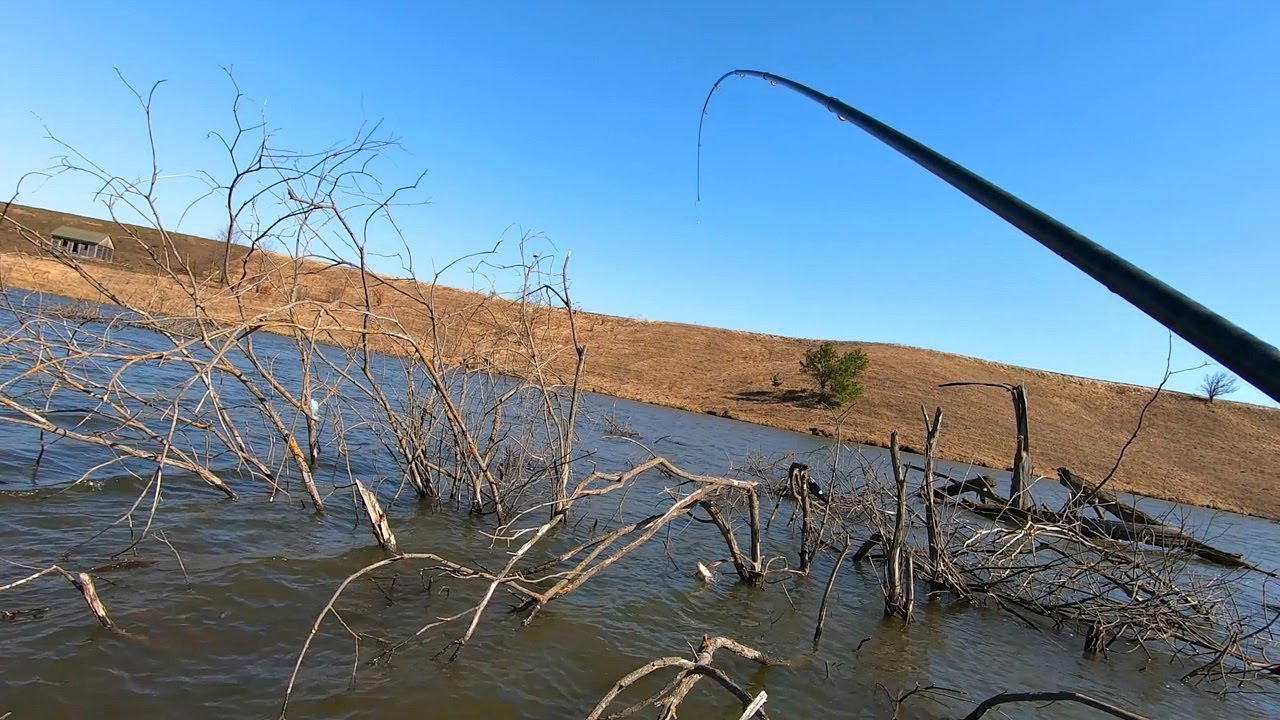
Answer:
213, 224, 239, 247
1201, 370, 1238, 403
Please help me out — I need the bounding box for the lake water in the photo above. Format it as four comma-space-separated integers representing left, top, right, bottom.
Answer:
0, 291, 1276, 719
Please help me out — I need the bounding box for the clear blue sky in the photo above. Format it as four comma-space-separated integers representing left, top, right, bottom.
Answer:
2, 2, 1277, 405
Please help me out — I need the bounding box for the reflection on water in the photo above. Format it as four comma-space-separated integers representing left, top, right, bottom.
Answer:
1, 298, 1276, 719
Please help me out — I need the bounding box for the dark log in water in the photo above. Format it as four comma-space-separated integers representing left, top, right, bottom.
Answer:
906, 463, 1003, 505
851, 532, 883, 562
698, 499, 764, 585
1058, 467, 1163, 526
788, 462, 815, 573
959, 691, 1151, 720
957, 499, 1247, 568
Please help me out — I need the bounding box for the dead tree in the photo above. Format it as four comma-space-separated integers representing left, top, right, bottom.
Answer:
789, 462, 816, 572
883, 432, 913, 620
940, 382, 1032, 509
699, 498, 764, 585
1200, 370, 1238, 403
920, 407, 946, 592
839, 397, 1273, 689
280, 452, 776, 710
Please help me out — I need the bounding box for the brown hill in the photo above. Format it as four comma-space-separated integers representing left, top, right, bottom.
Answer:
0, 203, 249, 275
3, 202, 1278, 518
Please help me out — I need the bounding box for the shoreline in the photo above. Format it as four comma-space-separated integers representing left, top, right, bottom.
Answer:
2, 205, 1278, 521
588, 383, 1274, 523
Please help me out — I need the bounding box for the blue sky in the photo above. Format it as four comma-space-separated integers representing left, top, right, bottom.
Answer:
2, 2, 1276, 405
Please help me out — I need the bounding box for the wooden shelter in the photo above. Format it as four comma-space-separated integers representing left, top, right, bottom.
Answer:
50, 226, 114, 261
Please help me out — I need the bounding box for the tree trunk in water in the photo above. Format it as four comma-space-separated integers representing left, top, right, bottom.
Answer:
1009, 384, 1032, 510
354, 479, 399, 557
921, 407, 944, 592
791, 463, 814, 573
885, 432, 909, 618
747, 490, 763, 578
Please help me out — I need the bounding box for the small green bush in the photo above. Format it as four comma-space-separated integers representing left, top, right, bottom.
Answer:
800, 342, 869, 407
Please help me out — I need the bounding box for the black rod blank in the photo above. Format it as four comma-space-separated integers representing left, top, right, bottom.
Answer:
706, 70, 1279, 403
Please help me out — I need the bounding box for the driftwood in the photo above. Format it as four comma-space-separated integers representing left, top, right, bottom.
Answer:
1093, 519, 1245, 567
825, 378, 1278, 690
585, 635, 786, 720
936, 476, 1001, 504
960, 498, 1248, 570
736, 692, 768, 720
354, 479, 399, 557
0, 565, 113, 630
283, 453, 774, 714
526, 464, 762, 614
912, 449, 1249, 569
955, 469, 1246, 568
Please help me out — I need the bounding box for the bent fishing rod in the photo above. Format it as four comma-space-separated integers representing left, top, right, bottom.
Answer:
700, 70, 1280, 403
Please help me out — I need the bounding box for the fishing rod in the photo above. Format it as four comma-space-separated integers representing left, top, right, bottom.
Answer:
700, 70, 1280, 404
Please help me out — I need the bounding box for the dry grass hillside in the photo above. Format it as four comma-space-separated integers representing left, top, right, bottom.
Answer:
0, 203, 252, 275
3, 203, 1278, 518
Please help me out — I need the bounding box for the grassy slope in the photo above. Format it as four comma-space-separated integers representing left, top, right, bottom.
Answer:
3, 203, 1278, 518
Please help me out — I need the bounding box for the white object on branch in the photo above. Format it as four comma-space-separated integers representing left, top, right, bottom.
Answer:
696, 561, 716, 584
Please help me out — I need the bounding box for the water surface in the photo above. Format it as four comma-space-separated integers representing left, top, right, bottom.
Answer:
0, 297, 1275, 719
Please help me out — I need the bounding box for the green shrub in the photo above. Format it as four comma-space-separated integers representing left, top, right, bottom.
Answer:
800, 342, 869, 407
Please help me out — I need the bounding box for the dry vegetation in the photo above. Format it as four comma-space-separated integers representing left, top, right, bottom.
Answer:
3, 201, 1277, 518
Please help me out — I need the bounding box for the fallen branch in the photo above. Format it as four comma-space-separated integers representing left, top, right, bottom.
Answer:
585, 635, 786, 720
814, 537, 852, 643
958, 690, 1151, 720
353, 479, 398, 557
280, 552, 542, 717
0, 564, 114, 630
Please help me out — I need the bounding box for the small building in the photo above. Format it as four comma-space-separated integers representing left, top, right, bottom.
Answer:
50, 226, 115, 262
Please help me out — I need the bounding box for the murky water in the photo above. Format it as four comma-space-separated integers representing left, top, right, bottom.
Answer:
1, 293, 1276, 719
